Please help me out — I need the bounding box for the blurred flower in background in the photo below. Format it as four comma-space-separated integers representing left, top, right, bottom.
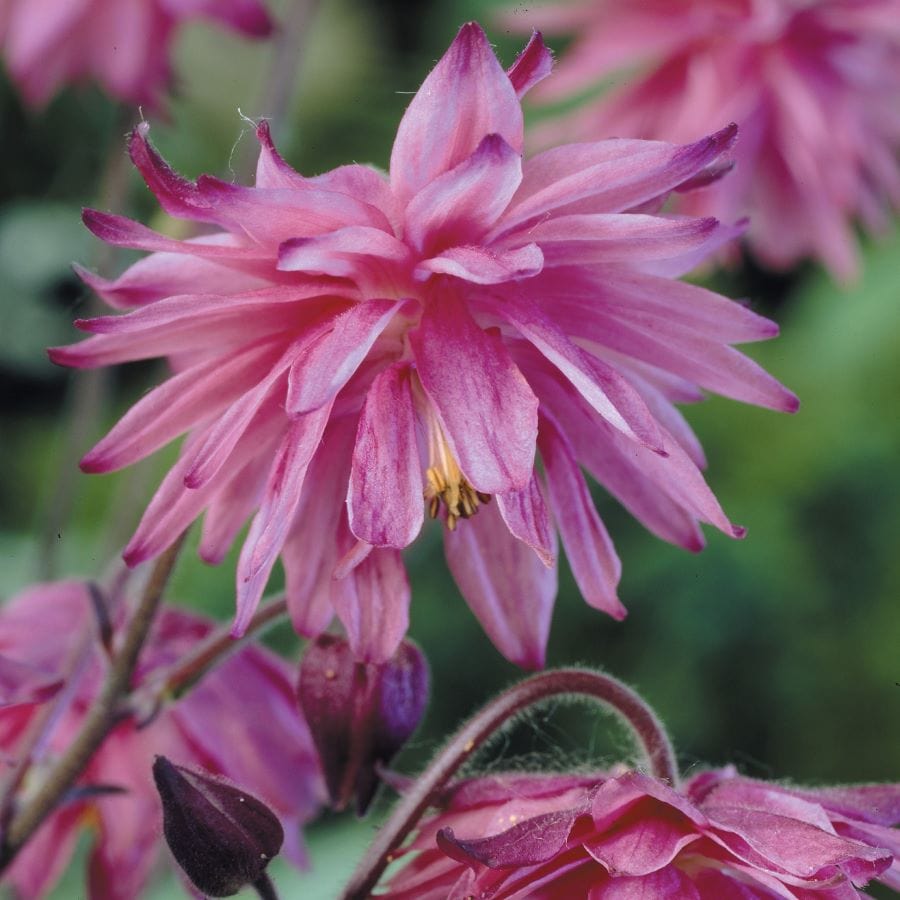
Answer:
0, 0, 274, 110
384, 766, 900, 898
0, 580, 323, 899
52, 23, 796, 670
506, 0, 900, 280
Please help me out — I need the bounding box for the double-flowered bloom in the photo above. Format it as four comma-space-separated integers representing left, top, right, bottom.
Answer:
509, 0, 900, 280
0, 580, 323, 899
0, 0, 273, 109
384, 767, 900, 898
54, 24, 797, 668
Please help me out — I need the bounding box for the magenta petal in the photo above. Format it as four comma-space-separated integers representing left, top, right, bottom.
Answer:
495, 473, 555, 567
437, 806, 583, 868
277, 226, 412, 278
600, 866, 703, 899
404, 134, 523, 254
410, 287, 538, 494
417, 243, 543, 285
80, 341, 282, 474
444, 500, 556, 669
234, 405, 333, 635
285, 299, 404, 416
348, 363, 424, 549
500, 125, 738, 232
539, 415, 625, 619
506, 31, 554, 99
390, 22, 523, 204
497, 295, 664, 451
333, 548, 411, 664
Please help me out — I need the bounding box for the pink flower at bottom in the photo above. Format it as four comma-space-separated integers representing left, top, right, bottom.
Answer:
383, 767, 900, 898
0, 580, 324, 900
0, 0, 274, 109
53, 24, 797, 669
506, 0, 900, 280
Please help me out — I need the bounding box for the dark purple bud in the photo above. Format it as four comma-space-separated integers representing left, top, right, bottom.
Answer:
297, 635, 429, 815
152, 756, 283, 897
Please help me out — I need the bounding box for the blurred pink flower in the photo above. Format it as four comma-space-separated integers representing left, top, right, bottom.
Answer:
0, 580, 323, 900
0, 0, 273, 109
383, 767, 900, 898
508, 0, 900, 280
53, 23, 796, 669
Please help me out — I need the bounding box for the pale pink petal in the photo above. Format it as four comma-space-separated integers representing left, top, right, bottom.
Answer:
538, 415, 625, 619
506, 31, 554, 99
80, 339, 284, 473
390, 22, 524, 204
278, 227, 412, 279
512, 213, 723, 268
234, 404, 333, 635
348, 363, 424, 548
498, 126, 738, 234
444, 500, 556, 669
416, 243, 543, 285
333, 548, 411, 664
495, 472, 555, 567
404, 134, 523, 253
285, 299, 405, 416
410, 287, 538, 494
490, 294, 665, 451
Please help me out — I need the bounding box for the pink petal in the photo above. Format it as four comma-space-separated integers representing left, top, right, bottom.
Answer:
404, 134, 523, 254
437, 806, 583, 868
495, 472, 555, 567
234, 404, 333, 635
123, 410, 285, 566
80, 339, 284, 473
512, 213, 723, 267
333, 548, 411, 664
410, 286, 538, 494
285, 298, 404, 416
444, 500, 556, 669
348, 363, 424, 548
277, 226, 412, 280
538, 415, 625, 619
416, 243, 543, 285
80, 209, 265, 260
498, 125, 738, 234
492, 294, 665, 451
506, 31, 554, 99
199, 452, 270, 564
390, 22, 524, 204
599, 866, 703, 899
280, 420, 356, 637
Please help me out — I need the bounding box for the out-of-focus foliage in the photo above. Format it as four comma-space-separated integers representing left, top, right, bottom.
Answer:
0, 0, 897, 897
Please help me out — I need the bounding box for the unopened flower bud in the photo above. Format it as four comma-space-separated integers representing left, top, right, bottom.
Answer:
297, 635, 429, 815
152, 756, 283, 897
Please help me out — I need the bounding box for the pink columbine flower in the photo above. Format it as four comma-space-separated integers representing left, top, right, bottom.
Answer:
52, 23, 797, 669
0, 580, 324, 899
507, 0, 900, 280
0, 0, 273, 109
383, 767, 900, 898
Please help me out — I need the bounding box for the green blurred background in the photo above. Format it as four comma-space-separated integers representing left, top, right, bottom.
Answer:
1, 0, 898, 896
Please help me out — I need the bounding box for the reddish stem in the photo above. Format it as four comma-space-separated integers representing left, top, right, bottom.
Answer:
341, 668, 677, 900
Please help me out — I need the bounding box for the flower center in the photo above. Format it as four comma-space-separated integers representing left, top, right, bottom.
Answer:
422, 411, 490, 531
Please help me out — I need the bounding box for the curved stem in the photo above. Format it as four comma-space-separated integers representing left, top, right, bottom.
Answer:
341, 668, 676, 900
0, 535, 185, 869
132, 594, 288, 719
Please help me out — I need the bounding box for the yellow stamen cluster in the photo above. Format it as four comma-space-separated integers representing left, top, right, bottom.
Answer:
423, 410, 491, 530
424, 466, 491, 531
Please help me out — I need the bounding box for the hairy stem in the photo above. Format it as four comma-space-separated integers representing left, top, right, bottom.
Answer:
0, 537, 185, 868
341, 668, 677, 900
